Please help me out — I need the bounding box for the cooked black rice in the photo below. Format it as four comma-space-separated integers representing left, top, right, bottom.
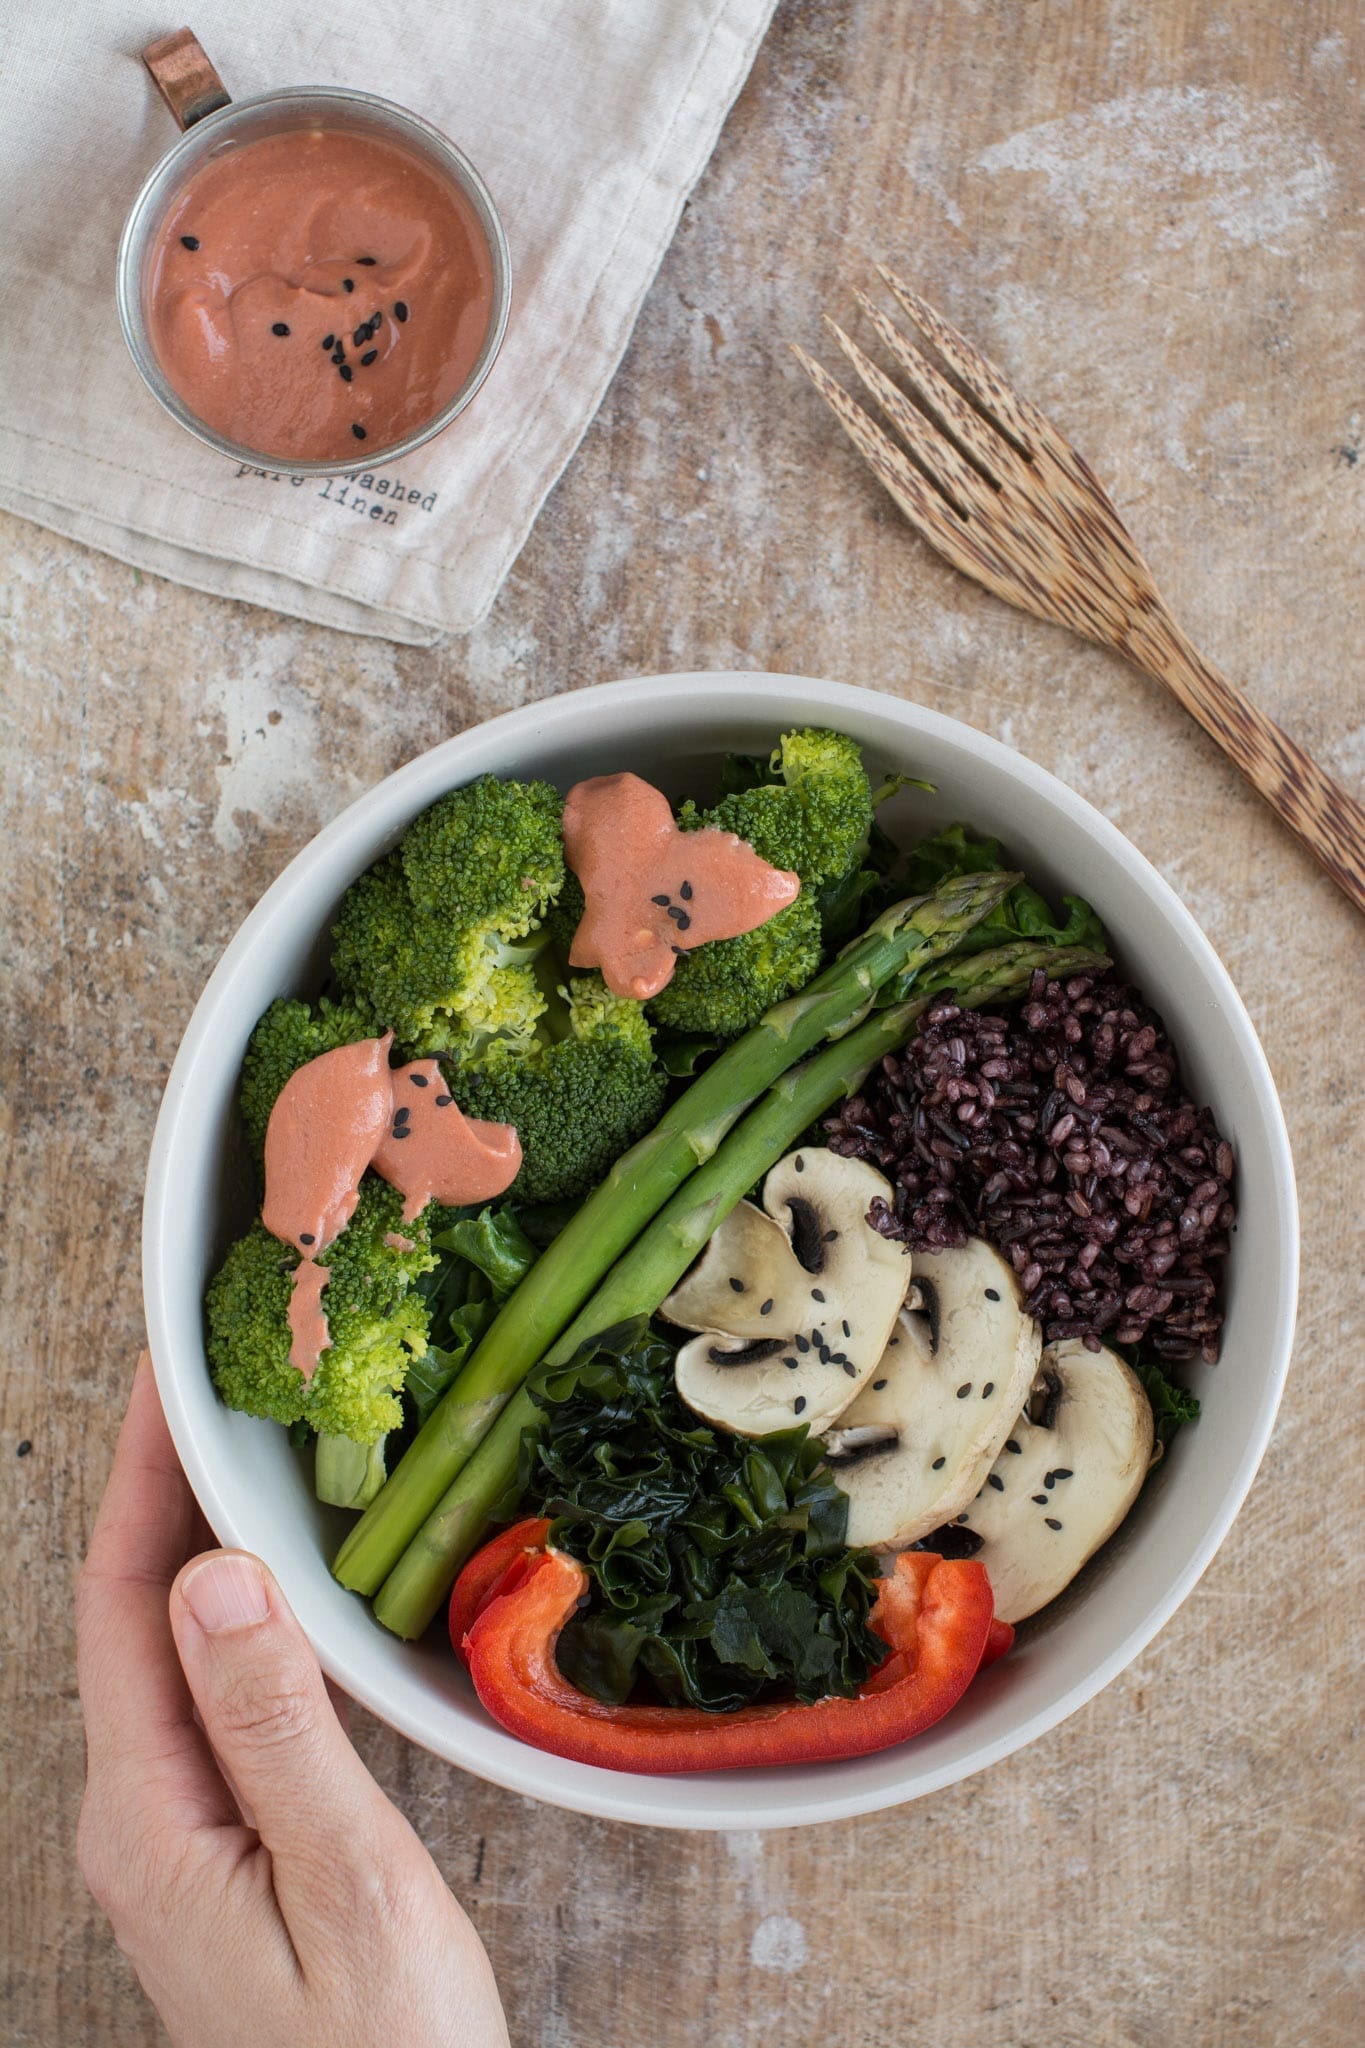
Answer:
824, 969, 1235, 1362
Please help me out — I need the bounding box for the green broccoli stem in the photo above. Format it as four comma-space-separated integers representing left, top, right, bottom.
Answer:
333, 870, 1018, 1599
314, 1434, 388, 1511
369, 939, 1108, 1638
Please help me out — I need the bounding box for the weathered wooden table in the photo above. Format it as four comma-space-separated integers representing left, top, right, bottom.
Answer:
4, 4, 1361, 2042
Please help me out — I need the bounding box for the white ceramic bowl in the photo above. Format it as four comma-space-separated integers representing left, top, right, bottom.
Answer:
143, 673, 1298, 1830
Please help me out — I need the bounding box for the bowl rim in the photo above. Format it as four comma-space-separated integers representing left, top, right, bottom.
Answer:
143, 671, 1299, 1829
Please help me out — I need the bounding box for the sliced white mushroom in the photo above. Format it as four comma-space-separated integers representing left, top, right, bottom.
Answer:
821, 1239, 1040, 1550
944, 1338, 1155, 1624
662, 1148, 911, 1436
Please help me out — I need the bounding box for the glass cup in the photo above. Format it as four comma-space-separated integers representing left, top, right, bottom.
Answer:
115, 29, 511, 473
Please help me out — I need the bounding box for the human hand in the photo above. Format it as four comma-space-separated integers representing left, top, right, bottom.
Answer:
76, 1355, 509, 2048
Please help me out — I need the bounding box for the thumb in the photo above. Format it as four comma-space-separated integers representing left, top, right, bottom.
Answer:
169, 1550, 381, 1876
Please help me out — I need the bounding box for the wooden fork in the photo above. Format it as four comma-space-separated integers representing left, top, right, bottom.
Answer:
793, 268, 1365, 915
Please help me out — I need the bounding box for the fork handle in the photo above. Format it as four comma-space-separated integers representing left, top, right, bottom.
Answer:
1126, 609, 1365, 915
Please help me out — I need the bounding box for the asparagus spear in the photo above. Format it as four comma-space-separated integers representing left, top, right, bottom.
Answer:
373, 941, 1108, 1637
333, 870, 1019, 1596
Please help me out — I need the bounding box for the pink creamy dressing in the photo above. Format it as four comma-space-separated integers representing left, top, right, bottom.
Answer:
286, 1260, 331, 1379
263, 1034, 394, 1254
562, 773, 800, 1000
371, 1059, 523, 1223
147, 127, 494, 463
261, 1035, 519, 1378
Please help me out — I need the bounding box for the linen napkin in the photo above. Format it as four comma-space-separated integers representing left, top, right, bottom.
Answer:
0, 1, 775, 643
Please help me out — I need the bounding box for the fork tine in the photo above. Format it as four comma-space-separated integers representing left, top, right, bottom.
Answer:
877, 267, 1055, 459
823, 318, 1001, 523
871, 275, 1154, 585
789, 344, 1047, 607
853, 290, 1028, 488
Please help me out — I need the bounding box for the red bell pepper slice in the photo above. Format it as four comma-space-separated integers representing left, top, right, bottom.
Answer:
449, 1517, 554, 1666
458, 1534, 994, 1774
979, 1617, 1015, 1671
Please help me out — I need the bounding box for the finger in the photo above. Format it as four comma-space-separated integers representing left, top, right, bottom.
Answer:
77, 1356, 236, 1834
324, 1676, 353, 1737
169, 1550, 391, 1921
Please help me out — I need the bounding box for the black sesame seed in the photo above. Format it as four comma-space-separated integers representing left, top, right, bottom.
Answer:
651, 894, 670, 906
390, 1124, 411, 1138
784, 1356, 798, 1369
872, 1379, 888, 1391
818, 1347, 831, 1363
982, 1381, 995, 1398
352, 422, 366, 439
353, 325, 370, 346
1053, 1468, 1073, 1481
842, 1362, 857, 1377
795, 1336, 810, 1354
394, 300, 408, 321
759, 1298, 774, 1315
321, 333, 335, 350
794, 1155, 805, 1172
339, 364, 354, 382
824, 1229, 839, 1242
1032, 1494, 1048, 1504
812, 1329, 825, 1346
411, 1073, 429, 1086
1044, 1474, 1056, 1489
1045, 1517, 1063, 1530
671, 943, 685, 956
841, 1320, 851, 1337
931, 1456, 946, 1470
666, 904, 685, 923
988, 1473, 1005, 1491
16, 1440, 32, 1457
272, 322, 290, 337
956, 1513, 970, 1524
343, 277, 355, 292
680, 880, 693, 899
357, 255, 377, 265
985, 1287, 1001, 1301
393, 1107, 410, 1126
333, 347, 346, 364
956, 1383, 971, 1399
811, 1288, 826, 1303
435, 1093, 453, 1107
675, 913, 691, 931
728, 1277, 744, 1292
299, 1233, 315, 1246
794, 1396, 807, 1415
180, 234, 200, 250
1006, 1439, 1022, 1454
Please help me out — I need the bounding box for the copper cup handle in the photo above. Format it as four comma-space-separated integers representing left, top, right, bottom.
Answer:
142, 28, 231, 131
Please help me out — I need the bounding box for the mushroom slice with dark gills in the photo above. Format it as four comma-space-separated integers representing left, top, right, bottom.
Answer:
937, 1338, 1155, 1624
821, 1238, 1040, 1551
661, 1149, 910, 1436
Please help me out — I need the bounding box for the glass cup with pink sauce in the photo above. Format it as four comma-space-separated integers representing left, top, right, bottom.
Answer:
116, 30, 511, 472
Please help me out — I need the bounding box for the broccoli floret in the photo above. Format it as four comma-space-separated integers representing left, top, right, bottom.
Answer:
206, 1178, 436, 1444
695, 727, 874, 891
452, 974, 669, 1205
239, 995, 378, 1163
541, 866, 586, 961
649, 730, 873, 1037
647, 893, 825, 1037
331, 776, 565, 1045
